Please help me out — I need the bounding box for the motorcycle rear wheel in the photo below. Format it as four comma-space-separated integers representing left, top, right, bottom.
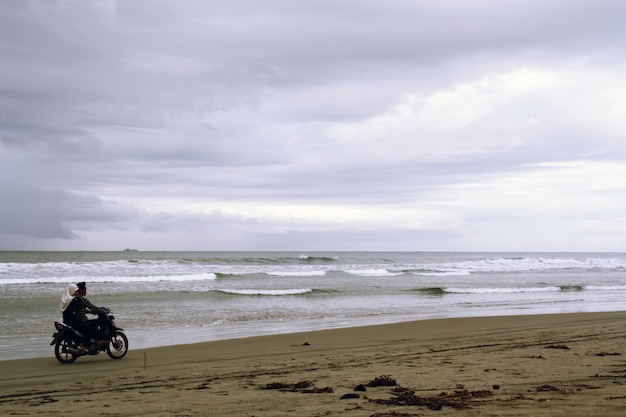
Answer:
54, 338, 78, 364
106, 332, 128, 359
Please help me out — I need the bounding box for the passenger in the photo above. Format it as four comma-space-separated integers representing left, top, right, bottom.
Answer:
60, 283, 77, 324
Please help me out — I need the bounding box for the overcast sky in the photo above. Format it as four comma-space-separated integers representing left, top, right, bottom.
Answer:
2, 0, 626, 252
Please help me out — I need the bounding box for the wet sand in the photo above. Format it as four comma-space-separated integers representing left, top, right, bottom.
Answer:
1, 311, 625, 416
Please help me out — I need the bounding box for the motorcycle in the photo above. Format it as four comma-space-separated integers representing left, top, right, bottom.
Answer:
51, 308, 129, 363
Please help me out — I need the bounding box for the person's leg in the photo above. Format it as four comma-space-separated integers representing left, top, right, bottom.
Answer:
87, 319, 105, 342
73, 321, 91, 349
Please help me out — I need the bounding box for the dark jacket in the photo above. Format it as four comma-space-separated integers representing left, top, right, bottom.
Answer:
63, 296, 108, 327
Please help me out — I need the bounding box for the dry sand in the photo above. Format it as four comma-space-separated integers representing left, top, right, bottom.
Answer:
1, 312, 625, 416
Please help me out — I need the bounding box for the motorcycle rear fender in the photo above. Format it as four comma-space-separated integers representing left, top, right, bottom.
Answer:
50, 330, 74, 345
51, 322, 84, 344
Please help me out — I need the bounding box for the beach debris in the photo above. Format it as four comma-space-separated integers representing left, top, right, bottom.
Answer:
492, 384, 500, 390
535, 384, 562, 392
595, 351, 621, 356
291, 342, 311, 346
340, 393, 360, 399
38, 396, 58, 404
366, 375, 397, 387
354, 384, 367, 391
545, 344, 570, 350
371, 386, 493, 410
528, 355, 545, 359
263, 381, 312, 390
370, 412, 422, 417
262, 380, 333, 393
574, 384, 601, 390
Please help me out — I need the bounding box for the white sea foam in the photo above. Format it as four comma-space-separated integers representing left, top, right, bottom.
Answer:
436, 256, 626, 273
344, 268, 402, 277
0, 273, 217, 285
586, 285, 626, 291
266, 270, 326, 277
217, 288, 313, 296
412, 270, 471, 276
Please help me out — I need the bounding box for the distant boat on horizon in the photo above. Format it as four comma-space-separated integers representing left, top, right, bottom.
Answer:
122, 248, 138, 252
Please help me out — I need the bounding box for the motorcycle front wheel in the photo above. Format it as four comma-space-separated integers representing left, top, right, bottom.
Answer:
106, 331, 128, 359
54, 337, 78, 364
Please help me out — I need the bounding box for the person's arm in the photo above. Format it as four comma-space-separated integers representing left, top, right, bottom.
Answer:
83, 298, 109, 315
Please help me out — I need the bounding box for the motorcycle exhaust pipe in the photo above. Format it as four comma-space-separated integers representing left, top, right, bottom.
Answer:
62, 346, 83, 355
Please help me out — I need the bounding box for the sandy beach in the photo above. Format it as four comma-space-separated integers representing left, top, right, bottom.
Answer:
1, 312, 625, 416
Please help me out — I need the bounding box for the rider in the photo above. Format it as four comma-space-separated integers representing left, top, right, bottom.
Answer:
64, 282, 110, 349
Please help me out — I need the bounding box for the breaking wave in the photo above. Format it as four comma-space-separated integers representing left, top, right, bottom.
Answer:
214, 288, 314, 296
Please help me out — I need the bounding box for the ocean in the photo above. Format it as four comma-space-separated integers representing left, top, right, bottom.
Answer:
1, 251, 625, 361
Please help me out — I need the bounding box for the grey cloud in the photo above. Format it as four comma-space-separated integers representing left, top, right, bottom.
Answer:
0, 185, 137, 241
137, 209, 257, 234
2, 1, 626, 250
